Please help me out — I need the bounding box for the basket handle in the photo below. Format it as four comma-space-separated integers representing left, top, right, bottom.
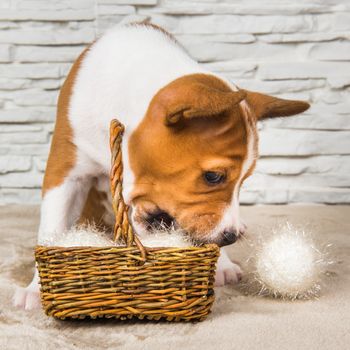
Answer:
109, 119, 147, 262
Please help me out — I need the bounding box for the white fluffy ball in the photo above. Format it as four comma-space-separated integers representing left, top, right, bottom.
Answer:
247, 224, 330, 300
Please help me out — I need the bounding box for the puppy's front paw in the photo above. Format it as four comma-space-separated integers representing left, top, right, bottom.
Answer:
13, 285, 41, 310
215, 261, 242, 287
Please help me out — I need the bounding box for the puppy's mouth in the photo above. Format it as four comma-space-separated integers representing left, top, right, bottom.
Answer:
144, 210, 176, 230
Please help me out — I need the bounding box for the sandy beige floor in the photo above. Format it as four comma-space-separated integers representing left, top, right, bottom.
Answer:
0, 205, 349, 350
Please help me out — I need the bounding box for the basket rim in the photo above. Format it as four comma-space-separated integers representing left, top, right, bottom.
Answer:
35, 243, 219, 251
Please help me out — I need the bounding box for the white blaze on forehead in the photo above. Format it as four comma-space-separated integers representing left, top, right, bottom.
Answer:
210, 95, 258, 240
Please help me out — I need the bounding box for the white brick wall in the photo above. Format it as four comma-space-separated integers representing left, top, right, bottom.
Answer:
0, 0, 349, 204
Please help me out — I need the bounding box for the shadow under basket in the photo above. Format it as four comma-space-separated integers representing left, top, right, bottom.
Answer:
35, 120, 220, 322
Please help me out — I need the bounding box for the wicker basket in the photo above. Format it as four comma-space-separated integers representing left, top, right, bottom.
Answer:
35, 120, 220, 322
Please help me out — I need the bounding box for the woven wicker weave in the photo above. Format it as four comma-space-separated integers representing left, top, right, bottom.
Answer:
35, 120, 220, 321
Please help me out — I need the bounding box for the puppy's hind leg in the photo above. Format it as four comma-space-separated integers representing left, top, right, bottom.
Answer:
13, 46, 97, 310
13, 176, 92, 310
13, 268, 41, 310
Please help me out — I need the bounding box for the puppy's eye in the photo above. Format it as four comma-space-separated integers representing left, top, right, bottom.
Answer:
203, 171, 226, 185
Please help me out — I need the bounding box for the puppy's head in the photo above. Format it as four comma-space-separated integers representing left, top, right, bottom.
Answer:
128, 74, 309, 246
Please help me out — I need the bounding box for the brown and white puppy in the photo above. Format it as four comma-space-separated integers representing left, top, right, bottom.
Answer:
13, 23, 309, 309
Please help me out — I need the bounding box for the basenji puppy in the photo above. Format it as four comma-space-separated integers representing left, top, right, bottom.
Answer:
14, 23, 309, 309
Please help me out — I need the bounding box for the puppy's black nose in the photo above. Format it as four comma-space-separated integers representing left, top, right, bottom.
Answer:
218, 230, 237, 247
145, 210, 174, 229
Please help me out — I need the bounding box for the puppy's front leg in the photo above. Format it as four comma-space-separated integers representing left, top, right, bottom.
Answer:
13, 177, 91, 309
215, 247, 242, 286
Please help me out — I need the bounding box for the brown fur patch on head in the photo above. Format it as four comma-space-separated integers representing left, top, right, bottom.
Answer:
128, 74, 249, 241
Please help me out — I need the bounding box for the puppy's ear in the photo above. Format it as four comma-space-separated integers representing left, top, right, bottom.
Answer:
242, 90, 310, 120
163, 83, 246, 126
